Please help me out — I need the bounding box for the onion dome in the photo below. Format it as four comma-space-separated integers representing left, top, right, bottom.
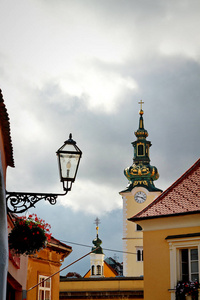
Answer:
92, 221, 104, 254
92, 233, 104, 254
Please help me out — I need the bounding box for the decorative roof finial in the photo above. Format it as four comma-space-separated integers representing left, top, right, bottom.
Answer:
94, 217, 100, 235
138, 100, 144, 115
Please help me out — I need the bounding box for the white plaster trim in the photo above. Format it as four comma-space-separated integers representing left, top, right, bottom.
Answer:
122, 195, 128, 276
137, 214, 200, 232
122, 196, 128, 238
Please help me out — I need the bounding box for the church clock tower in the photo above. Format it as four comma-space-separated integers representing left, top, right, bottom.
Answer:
120, 101, 162, 277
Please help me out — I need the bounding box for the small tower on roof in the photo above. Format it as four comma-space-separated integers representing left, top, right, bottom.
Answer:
90, 218, 105, 277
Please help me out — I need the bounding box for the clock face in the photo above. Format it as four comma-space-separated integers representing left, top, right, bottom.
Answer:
134, 191, 147, 203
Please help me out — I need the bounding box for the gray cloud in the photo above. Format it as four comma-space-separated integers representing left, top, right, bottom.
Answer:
2, 0, 200, 275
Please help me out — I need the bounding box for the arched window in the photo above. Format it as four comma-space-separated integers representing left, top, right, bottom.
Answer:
137, 250, 141, 261
138, 144, 144, 156
97, 265, 101, 275
91, 265, 95, 275
137, 249, 143, 262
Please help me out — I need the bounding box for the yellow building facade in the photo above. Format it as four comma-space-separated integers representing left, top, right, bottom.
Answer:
60, 277, 144, 300
131, 158, 200, 300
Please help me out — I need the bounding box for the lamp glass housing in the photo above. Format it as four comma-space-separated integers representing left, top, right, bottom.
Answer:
57, 135, 82, 188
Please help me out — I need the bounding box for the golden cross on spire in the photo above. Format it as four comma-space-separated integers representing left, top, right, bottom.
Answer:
138, 100, 144, 110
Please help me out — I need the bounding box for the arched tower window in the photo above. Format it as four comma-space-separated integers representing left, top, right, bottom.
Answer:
91, 265, 95, 275
137, 249, 143, 262
137, 250, 141, 261
138, 144, 144, 156
97, 265, 101, 275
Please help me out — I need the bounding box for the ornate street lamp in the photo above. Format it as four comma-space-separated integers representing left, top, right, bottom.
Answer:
6, 134, 82, 214
56, 133, 82, 192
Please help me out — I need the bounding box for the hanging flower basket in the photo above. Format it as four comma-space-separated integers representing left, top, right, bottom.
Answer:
9, 214, 52, 255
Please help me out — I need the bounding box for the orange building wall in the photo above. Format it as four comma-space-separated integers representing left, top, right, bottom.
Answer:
26, 248, 63, 300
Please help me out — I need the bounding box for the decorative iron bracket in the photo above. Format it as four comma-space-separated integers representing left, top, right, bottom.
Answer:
6, 190, 68, 214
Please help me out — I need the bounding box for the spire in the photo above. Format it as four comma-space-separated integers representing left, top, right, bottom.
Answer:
123, 101, 162, 192
134, 100, 149, 142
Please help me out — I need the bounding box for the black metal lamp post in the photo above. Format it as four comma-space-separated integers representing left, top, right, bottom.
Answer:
6, 134, 82, 214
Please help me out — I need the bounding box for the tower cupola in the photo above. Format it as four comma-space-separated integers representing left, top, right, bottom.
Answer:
124, 101, 161, 192
90, 218, 105, 277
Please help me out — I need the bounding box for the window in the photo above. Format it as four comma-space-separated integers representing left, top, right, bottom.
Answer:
91, 265, 95, 275
181, 248, 199, 281
166, 234, 200, 300
138, 144, 144, 156
136, 224, 142, 231
136, 248, 143, 262
97, 265, 101, 275
38, 275, 51, 300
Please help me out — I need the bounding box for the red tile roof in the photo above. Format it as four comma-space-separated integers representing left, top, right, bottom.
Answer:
130, 158, 200, 221
48, 236, 72, 252
0, 89, 14, 167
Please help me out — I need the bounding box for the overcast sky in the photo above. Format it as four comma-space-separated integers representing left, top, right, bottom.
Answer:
1, 0, 200, 275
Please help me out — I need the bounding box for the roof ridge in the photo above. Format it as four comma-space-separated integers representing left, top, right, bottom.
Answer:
50, 236, 72, 249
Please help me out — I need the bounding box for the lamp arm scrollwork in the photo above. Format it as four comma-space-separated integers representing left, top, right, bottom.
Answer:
6, 190, 68, 214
